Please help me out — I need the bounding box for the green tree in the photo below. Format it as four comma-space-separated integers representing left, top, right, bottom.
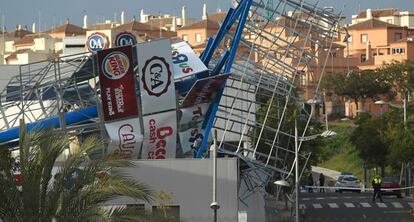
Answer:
0, 124, 153, 222
382, 106, 414, 166
381, 60, 414, 105
351, 113, 388, 176
322, 69, 391, 112
252, 94, 324, 172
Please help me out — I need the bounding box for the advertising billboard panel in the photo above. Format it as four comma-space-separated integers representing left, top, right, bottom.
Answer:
97, 45, 139, 122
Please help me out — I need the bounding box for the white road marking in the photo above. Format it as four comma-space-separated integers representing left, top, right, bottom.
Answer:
330, 197, 338, 199
328, 203, 339, 208
376, 202, 387, 208
313, 204, 323, 209
344, 203, 355, 208
360, 202, 371, 208
316, 197, 325, 200
302, 198, 311, 201
408, 202, 414, 208
344, 196, 352, 199
391, 202, 403, 208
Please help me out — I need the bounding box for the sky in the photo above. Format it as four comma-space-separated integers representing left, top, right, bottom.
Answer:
1, 0, 414, 32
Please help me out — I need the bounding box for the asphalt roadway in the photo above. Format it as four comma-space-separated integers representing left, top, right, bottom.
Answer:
300, 191, 414, 222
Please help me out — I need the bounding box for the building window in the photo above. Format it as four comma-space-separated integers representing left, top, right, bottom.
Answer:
347, 35, 353, 44
182, 34, 188, 42
395, 33, 402, 41
195, 33, 202, 43
392, 48, 405, 54
361, 34, 368, 44
361, 54, 367, 63
126, 204, 145, 214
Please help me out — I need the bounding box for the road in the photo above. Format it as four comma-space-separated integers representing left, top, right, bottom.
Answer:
300, 191, 414, 222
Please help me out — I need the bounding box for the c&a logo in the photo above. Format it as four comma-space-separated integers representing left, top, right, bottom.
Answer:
86, 32, 108, 53
114, 32, 137, 47
102, 52, 130, 80
141, 56, 172, 97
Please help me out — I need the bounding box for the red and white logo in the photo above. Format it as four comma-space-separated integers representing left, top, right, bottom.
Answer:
86, 32, 109, 53
101, 52, 130, 80
116, 124, 137, 159
147, 118, 174, 159
141, 56, 172, 97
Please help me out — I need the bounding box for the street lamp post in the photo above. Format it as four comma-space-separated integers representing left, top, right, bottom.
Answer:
375, 99, 410, 195
274, 122, 336, 222
294, 120, 299, 222
210, 130, 220, 222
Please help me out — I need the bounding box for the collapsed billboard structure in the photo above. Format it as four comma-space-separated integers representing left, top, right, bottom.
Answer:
0, 0, 342, 219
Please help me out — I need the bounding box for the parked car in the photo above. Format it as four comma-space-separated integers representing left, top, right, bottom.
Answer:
381, 177, 402, 198
335, 175, 361, 193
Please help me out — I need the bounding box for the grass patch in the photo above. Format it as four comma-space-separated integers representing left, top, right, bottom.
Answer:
318, 120, 365, 180
320, 147, 364, 180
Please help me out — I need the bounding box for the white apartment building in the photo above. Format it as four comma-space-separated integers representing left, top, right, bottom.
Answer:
352, 8, 414, 28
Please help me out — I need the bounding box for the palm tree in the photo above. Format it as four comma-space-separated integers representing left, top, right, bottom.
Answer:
0, 121, 153, 222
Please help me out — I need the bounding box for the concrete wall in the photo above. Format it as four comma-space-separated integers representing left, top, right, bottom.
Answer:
62, 36, 87, 56
107, 158, 239, 222
177, 28, 206, 46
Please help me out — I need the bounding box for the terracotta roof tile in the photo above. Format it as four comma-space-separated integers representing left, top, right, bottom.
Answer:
13, 36, 34, 45
113, 20, 177, 39
5, 29, 32, 38
45, 23, 86, 35
113, 20, 158, 31
208, 12, 227, 23
356, 8, 399, 19
178, 19, 220, 30
348, 18, 400, 30
89, 23, 114, 30
5, 49, 30, 61
145, 17, 174, 28
13, 33, 51, 46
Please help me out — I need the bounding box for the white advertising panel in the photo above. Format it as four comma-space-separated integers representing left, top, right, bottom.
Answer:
141, 110, 177, 159
137, 39, 177, 115
178, 103, 209, 154
171, 41, 208, 80
105, 118, 143, 159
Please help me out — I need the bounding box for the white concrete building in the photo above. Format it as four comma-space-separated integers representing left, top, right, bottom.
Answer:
352, 8, 414, 28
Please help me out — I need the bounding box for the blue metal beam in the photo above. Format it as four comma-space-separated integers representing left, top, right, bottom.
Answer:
200, 37, 214, 61
200, 6, 241, 66
196, 0, 253, 158
211, 50, 230, 76
0, 106, 98, 144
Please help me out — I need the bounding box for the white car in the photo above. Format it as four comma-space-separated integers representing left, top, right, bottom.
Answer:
335, 175, 361, 193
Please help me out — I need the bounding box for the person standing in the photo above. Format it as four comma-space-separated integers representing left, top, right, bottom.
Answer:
319, 173, 325, 193
308, 173, 314, 193
372, 175, 383, 202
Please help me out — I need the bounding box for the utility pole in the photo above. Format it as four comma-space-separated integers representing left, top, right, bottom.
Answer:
210, 130, 220, 222
404, 93, 411, 196
295, 120, 299, 222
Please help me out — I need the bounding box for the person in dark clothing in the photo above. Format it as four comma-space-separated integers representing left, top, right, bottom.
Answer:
319, 173, 325, 193
308, 174, 314, 193
372, 175, 383, 202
